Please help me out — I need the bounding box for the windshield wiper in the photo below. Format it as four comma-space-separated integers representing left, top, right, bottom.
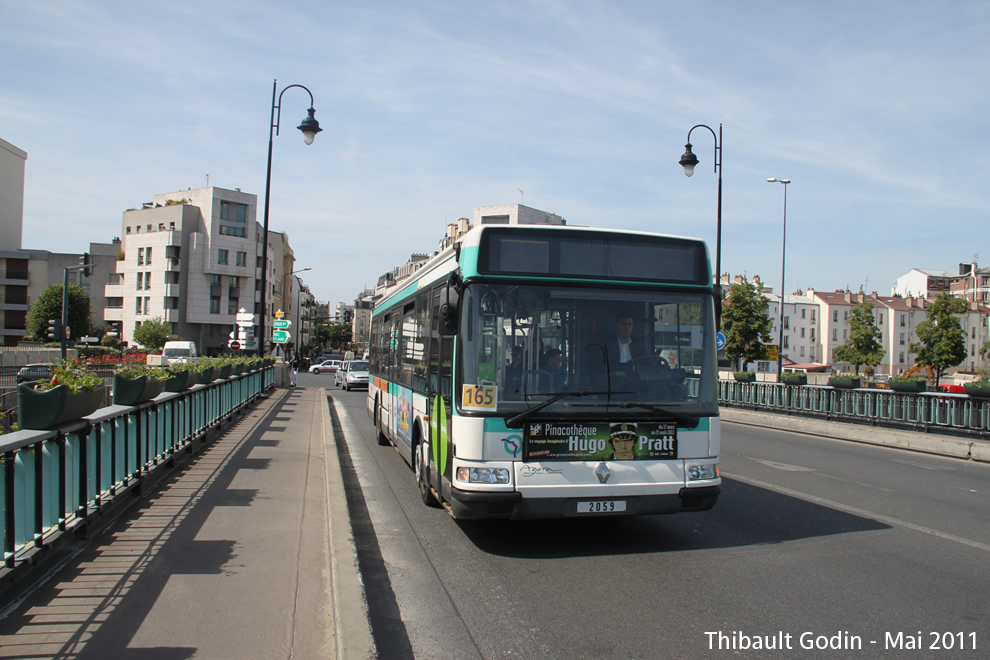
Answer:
505, 390, 617, 428
609, 402, 700, 428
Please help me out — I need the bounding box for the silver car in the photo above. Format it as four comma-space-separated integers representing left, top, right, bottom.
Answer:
338, 360, 369, 391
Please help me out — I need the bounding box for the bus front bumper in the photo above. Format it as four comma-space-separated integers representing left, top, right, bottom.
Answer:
448, 485, 720, 520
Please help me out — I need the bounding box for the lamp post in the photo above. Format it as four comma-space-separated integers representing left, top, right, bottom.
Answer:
679, 124, 723, 306
290, 267, 311, 354
258, 80, 322, 356
767, 177, 790, 381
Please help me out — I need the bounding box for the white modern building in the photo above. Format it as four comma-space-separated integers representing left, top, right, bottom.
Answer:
104, 186, 306, 355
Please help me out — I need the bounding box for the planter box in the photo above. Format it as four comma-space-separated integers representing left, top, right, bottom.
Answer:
216, 365, 232, 380
889, 379, 928, 393
781, 374, 807, 386
963, 382, 990, 398
113, 374, 165, 406
164, 370, 198, 392
18, 383, 107, 430
733, 372, 756, 383
196, 366, 215, 384
232, 363, 244, 376
829, 377, 861, 389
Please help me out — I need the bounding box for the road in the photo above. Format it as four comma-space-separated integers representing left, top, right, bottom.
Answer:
309, 372, 990, 659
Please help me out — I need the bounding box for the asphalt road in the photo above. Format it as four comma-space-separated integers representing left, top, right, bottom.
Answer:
314, 373, 990, 660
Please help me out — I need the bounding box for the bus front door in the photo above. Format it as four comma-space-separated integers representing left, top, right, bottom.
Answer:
428, 331, 455, 506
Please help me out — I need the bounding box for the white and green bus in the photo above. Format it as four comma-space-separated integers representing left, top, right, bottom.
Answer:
368, 224, 720, 519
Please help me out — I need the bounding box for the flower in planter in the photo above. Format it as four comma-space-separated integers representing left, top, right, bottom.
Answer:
115, 363, 172, 382
36, 359, 102, 393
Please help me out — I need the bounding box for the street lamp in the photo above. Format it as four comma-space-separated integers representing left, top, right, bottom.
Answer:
767, 177, 791, 381
679, 124, 723, 305
290, 267, 311, 354
259, 80, 322, 356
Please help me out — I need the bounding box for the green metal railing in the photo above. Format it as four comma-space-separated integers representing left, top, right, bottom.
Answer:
2, 365, 273, 569
718, 381, 990, 437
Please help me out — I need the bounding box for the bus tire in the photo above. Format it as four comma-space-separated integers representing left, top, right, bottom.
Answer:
415, 442, 440, 508
375, 400, 389, 446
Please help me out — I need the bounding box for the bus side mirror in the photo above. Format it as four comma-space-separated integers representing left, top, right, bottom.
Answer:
438, 284, 460, 336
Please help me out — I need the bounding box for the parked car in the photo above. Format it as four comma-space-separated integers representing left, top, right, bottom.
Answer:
309, 359, 341, 375
16, 363, 53, 384
340, 360, 369, 391
333, 361, 351, 388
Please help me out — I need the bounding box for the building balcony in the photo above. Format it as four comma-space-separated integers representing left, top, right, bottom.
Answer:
164, 283, 181, 297
165, 258, 181, 272
163, 309, 180, 322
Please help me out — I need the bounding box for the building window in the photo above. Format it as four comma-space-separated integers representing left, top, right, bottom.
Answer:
800, 346, 805, 357
136, 272, 143, 290
832, 329, 837, 340
220, 201, 248, 237
144, 297, 150, 315
146, 272, 152, 290
236, 251, 247, 267
899, 352, 905, 363
210, 298, 221, 314
135, 297, 142, 314
146, 247, 152, 265
137, 247, 144, 266
900, 332, 905, 345
900, 314, 906, 327
833, 311, 838, 322
218, 249, 229, 265
801, 327, 805, 338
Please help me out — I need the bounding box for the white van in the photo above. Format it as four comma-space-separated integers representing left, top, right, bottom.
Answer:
162, 341, 198, 364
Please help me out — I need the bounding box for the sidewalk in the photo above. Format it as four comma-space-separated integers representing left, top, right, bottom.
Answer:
0, 386, 375, 659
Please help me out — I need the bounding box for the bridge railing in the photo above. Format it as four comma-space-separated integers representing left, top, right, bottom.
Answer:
718, 381, 990, 438
1, 365, 274, 572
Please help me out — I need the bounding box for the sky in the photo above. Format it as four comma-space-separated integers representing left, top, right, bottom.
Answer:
3, 0, 988, 310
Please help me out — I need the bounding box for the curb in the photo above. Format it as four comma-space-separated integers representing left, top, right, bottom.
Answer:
319, 387, 377, 659
720, 408, 989, 463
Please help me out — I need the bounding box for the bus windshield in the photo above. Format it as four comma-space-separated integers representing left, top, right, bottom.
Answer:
458, 282, 717, 418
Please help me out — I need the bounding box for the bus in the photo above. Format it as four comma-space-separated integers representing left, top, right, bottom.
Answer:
368, 224, 720, 519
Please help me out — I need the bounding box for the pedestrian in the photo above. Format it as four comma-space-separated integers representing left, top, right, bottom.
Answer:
290, 350, 299, 387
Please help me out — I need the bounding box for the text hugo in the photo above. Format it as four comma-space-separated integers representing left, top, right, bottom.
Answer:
568, 435, 674, 452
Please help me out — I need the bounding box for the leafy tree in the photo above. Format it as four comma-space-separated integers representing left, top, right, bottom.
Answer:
833, 301, 885, 377
132, 317, 173, 352
720, 279, 773, 370
25, 284, 92, 341
313, 320, 334, 349
910, 293, 967, 386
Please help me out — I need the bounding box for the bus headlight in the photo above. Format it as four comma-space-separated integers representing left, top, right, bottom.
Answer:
457, 467, 510, 484
687, 464, 718, 481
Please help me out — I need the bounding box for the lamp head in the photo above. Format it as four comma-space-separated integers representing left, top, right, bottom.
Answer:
297, 108, 323, 145
679, 143, 699, 177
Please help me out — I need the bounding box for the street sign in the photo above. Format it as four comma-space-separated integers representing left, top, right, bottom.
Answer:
273, 319, 291, 329
716, 332, 726, 351
230, 340, 241, 350
767, 345, 779, 361
273, 330, 290, 344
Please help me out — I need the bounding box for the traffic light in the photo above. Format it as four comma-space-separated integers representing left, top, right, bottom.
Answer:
46, 319, 62, 341
80, 252, 91, 268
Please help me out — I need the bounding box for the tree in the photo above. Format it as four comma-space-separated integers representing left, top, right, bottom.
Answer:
720, 279, 774, 370
910, 293, 967, 386
833, 301, 885, 377
25, 284, 92, 342
132, 317, 173, 352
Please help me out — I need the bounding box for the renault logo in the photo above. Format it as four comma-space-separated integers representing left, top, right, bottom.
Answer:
596, 463, 612, 484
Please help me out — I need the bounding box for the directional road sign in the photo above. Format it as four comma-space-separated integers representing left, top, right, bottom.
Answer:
273, 330, 290, 344
716, 332, 726, 351
273, 319, 291, 329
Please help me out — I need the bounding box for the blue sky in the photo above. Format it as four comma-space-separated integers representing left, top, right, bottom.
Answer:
3, 0, 988, 309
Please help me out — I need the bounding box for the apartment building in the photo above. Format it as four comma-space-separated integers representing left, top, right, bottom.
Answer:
104, 186, 301, 355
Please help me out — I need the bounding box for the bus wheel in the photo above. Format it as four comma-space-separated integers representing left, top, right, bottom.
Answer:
415, 442, 440, 508
376, 401, 389, 446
